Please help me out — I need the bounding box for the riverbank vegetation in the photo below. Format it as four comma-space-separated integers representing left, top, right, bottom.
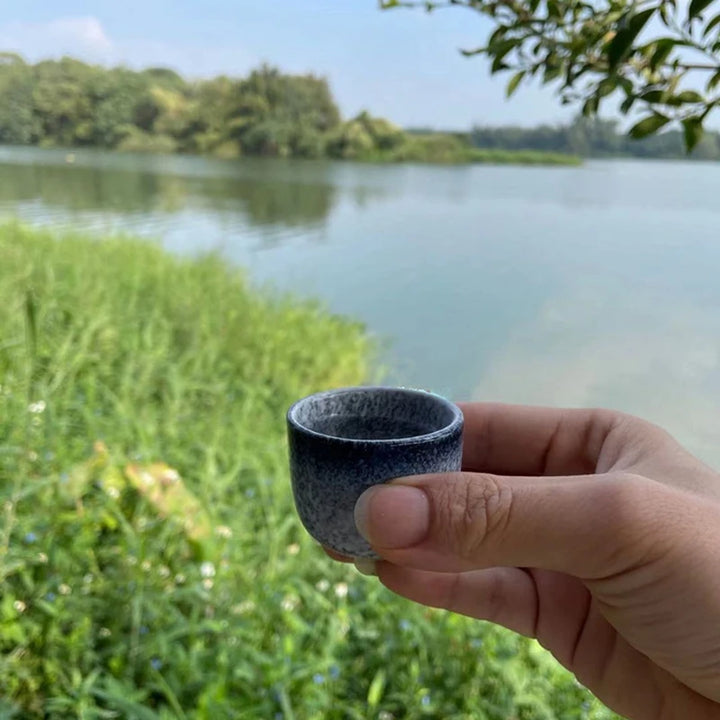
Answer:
0, 53, 577, 166
0, 223, 618, 718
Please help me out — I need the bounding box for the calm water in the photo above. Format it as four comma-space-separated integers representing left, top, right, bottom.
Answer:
1, 146, 719, 468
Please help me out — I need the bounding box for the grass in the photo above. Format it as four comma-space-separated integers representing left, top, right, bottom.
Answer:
0, 223, 616, 719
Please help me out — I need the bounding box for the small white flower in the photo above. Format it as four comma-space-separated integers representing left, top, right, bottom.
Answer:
58, 583, 71, 595
231, 600, 255, 615
37, 552, 48, 563
174, 573, 186, 584
141, 560, 151, 572
281, 594, 300, 612
315, 579, 330, 592
107, 487, 120, 499
379, 712, 395, 720
27, 451, 38, 462
215, 525, 232, 539
334, 582, 348, 599
158, 565, 170, 578
286, 543, 300, 556
200, 561, 215, 578
140, 471, 155, 487
83, 574, 93, 584
28, 401, 46, 414
13, 600, 26, 613
202, 578, 214, 590
99, 627, 111, 638
127, 556, 138, 566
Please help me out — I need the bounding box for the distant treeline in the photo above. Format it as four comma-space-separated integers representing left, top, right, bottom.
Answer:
0, 53, 575, 165
464, 117, 720, 160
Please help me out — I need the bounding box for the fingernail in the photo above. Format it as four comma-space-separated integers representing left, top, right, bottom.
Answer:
353, 558, 377, 576
354, 484, 430, 549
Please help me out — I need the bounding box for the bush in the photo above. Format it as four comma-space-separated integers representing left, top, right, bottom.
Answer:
0, 224, 613, 718
117, 129, 177, 154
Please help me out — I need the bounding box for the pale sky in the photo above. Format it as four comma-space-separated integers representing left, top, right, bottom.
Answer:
0, 0, 574, 129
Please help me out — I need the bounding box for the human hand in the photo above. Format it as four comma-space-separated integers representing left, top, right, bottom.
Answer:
336, 404, 720, 720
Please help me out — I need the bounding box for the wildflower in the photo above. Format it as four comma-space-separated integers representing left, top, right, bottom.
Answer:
286, 543, 300, 556
58, 583, 71, 595
399, 619, 411, 631
312, 673, 325, 685
334, 582, 348, 599
215, 525, 232, 539
245, 488, 256, 499
315, 579, 330, 592
37, 552, 48, 563
421, 694, 431, 707
174, 573, 186, 584
24, 532, 37, 543
141, 560, 151, 572
45, 592, 56, 602
127, 555, 138, 566
158, 565, 170, 578
200, 561, 215, 578
28, 401, 46, 414
99, 627, 111, 638
150, 658, 163, 671
470, 638, 483, 649
379, 713, 395, 720
202, 578, 214, 590
140, 625, 149, 635
107, 486, 120, 499
329, 665, 340, 680
83, 573, 93, 584
281, 594, 300, 612
13, 600, 26, 613
27, 451, 38, 462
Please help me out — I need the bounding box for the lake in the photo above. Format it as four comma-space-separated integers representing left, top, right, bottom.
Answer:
1, 146, 718, 469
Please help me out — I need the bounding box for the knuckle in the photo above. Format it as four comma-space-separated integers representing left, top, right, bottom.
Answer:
432, 472, 514, 561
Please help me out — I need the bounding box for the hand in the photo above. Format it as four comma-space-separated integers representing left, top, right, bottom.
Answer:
337, 403, 720, 720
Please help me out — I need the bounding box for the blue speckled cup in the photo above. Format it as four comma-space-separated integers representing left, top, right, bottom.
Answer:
287, 386, 464, 558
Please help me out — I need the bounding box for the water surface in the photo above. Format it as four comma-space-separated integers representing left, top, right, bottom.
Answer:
1, 146, 718, 467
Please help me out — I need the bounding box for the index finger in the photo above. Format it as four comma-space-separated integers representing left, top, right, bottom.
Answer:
458, 403, 623, 477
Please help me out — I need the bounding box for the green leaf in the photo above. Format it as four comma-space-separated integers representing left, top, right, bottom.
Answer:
367, 670, 387, 708
674, 90, 704, 103
582, 95, 599, 116
682, 117, 704, 151
707, 69, 720, 91
597, 78, 617, 97
689, 0, 714, 20
607, 8, 656, 68
640, 89, 665, 103
703, 12, 720, 36
620, 95, 636, 113
649, 38, 678, 68
506, 70, 526, 97
629, 112, 671, 138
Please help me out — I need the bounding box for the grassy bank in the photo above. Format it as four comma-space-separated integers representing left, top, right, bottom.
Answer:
360, 134, 581, 166
0, 224, 614, 718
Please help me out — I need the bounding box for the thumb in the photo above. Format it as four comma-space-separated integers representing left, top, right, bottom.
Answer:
354, 471, 670, 580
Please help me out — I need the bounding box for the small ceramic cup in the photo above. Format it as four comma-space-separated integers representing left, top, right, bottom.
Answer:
287, 386, 464, 558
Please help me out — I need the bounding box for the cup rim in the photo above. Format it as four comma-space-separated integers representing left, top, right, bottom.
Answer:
286, 385, 463, 445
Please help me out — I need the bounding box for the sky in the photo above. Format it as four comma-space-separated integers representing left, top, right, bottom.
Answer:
0, 0, 574, 130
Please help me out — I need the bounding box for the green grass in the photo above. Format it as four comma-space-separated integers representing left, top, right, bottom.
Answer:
0, 223, 616, 719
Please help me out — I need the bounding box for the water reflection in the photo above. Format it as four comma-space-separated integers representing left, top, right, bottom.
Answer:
0, 148, 347, 234
471, 283, 720, 469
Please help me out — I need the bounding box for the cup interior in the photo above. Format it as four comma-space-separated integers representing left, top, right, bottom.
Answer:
289, 387, 460, 441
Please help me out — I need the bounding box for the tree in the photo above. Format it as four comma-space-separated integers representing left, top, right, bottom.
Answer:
380, 0, 720, 151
